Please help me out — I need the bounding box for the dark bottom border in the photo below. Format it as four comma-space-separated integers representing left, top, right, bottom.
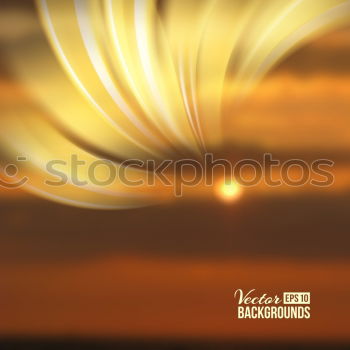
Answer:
0, 338, 349, 350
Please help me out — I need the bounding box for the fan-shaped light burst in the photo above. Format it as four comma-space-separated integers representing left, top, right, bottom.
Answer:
1, 0, 349, 208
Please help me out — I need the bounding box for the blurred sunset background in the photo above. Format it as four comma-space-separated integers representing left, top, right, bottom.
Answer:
0, 0, 350, 349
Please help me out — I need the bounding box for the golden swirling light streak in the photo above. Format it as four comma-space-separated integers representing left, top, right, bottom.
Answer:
0, 0, 349, 209
0, 111, 162, 209
104, 0, 181, 152
104, 0, 177, 151
133, 0, 191, 150
74, 0, 164, 151
39, 0, 165, 159
254, 1, 350, 78
236, 0, 350, 95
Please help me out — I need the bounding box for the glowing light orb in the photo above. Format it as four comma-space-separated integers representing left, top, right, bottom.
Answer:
217, 181, 243, 202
